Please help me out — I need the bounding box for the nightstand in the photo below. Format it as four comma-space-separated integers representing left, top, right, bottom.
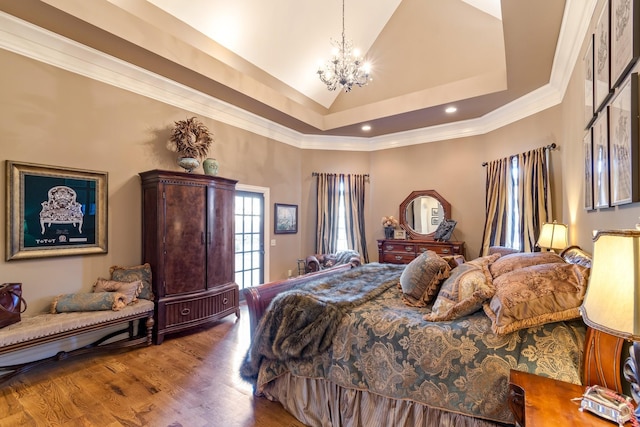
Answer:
508, 370, 634, 426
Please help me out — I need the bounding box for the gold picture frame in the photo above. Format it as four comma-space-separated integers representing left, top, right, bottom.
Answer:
6, 161, 108, 260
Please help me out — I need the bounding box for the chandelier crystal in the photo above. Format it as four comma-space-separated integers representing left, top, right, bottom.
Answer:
317, 0, 371, 92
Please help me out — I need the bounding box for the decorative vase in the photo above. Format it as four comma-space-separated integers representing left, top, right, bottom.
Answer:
384, 226, 395, 239
177, 157, 199, 173
203, 158, 219, 176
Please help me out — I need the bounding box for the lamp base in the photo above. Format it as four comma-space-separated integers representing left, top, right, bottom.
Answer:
623, 341, 640, 419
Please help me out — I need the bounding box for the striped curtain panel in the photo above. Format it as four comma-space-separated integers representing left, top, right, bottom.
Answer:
480, 146, 552, 256
479, 157, 511, 256
343, 174, 369, 263
315, 173, 341, 254
517, 147, 552, 252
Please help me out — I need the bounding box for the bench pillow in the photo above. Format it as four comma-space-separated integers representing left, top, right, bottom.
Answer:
110, 263, 154, 300
51, 292, 128, 313
93, 278, 142, 305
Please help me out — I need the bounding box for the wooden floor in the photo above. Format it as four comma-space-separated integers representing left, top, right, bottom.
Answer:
0, 304, 307, 427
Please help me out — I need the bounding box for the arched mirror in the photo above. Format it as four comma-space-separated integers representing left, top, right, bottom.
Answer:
399, 190, 451, 240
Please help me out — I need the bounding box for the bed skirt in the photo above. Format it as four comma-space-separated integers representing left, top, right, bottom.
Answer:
261, 373, 511, 427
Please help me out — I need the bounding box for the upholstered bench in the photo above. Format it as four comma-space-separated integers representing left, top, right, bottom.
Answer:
0, 299, 154, 384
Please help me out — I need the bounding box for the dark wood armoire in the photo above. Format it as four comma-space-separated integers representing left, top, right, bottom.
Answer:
139, 170, 239, 344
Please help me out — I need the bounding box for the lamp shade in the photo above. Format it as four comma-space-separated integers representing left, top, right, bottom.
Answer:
580, 230, 640, 341
536, 221, 568, 250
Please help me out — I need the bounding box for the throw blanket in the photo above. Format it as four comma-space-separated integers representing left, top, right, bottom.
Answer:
241, 263, 405, 381
51, 292, 127, 313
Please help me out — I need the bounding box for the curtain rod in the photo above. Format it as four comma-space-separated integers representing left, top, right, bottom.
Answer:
312, 172, 370, 177
481, 142, 557, 167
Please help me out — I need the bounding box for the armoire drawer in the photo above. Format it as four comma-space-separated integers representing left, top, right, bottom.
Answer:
163, 288, 237, 328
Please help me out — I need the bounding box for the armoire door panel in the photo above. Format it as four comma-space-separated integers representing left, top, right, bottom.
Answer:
163, 183, 207, 295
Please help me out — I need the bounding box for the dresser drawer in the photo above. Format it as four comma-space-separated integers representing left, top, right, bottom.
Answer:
382, 253, 415, 264
163, 288, 237, 328
382, 242, 415, 254
416, 244, 451, 255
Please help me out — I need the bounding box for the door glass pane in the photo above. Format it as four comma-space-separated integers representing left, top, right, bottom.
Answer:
234, 191, 264, 292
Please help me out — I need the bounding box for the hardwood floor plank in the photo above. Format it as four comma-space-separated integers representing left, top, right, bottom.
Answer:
0, 304, 306, 427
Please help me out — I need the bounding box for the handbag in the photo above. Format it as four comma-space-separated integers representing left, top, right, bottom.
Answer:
0, 283, 27, 329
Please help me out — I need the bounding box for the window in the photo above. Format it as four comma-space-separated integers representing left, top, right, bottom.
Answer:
505, 156, 521, 250
336, 181, 348, 251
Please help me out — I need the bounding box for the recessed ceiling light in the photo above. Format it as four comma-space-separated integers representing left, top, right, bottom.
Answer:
445, 106, 457, 114
361, 125, 371, 131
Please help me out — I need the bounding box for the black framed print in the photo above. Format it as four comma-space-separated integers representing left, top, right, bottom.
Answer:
595, 2, 611, 112
584, 129, 594, 210
585, 34, 595, 127
274, 203, 298, 234
610, 0, 639, 89
6, 161, 108, 260
608, 73, 638, 205
593, 111, 611, 209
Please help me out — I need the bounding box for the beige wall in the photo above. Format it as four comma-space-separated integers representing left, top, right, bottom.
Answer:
2, 0, 639, 315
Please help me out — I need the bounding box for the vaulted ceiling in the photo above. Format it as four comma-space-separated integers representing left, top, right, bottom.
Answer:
0, 0, 595, 148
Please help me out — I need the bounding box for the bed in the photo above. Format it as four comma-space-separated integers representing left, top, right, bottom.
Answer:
242, 247, 593, 426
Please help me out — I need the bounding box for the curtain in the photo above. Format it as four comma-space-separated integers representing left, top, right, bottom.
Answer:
343, 174, 369, 263
315, 173, 341, 254
315, 173, 369, 262
517, 147, 552, 252
479, 157, 511, 256
479, 146, 552, 256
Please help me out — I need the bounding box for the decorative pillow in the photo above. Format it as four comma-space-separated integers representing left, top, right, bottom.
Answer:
92, 278, 142, 305
424, 263, 494, 321
51, 292, 127, 313
483, 262, 590, 335
466, 253, 501, 268
440, 255, 466, 269
109, 263, 154, 300
489, 251, 565, 279
399, 251, 451, 307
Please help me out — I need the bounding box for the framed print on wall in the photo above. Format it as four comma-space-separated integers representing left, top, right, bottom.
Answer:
594, 2, 611, 112
274, 203, 298, 234
583, 130, 594, 210
584, 34, 595, 127
5, 161, 108, 260
610, 0, 639, 89
592, 110, 611, 209
608, 73, 638, 205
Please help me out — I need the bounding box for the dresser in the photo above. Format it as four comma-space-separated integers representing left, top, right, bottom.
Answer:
377, 239, 465, 264
139, 170, 239, 344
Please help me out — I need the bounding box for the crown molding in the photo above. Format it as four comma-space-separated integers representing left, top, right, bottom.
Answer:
0, 0, 595, 152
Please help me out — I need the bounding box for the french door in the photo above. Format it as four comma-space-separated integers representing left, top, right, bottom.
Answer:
234, 190, 265, 296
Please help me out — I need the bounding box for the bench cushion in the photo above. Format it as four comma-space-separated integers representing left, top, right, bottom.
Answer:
0, 299, 154, 349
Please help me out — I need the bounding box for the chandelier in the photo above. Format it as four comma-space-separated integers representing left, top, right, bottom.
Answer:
317, 0, 371, 92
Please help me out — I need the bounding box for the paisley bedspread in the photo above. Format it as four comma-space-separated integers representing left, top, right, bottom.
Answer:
253, 277, 586, 424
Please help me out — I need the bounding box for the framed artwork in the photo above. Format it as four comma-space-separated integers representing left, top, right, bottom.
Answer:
393, 229, 406, 240
584, 34, 595, 127
583, 129, 594, 210
274, 203, 297, 234
430, 207, 439, 216
609, 73, 639, 205
430, 217, 439, 225
610, 0, 639, 89
6, 161, 108, 260
594, 2, 611, 112
592, 111, 611, 209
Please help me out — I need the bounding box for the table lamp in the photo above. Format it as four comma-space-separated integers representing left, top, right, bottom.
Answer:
536, 221, 568, 252
580, 229, 640, 418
